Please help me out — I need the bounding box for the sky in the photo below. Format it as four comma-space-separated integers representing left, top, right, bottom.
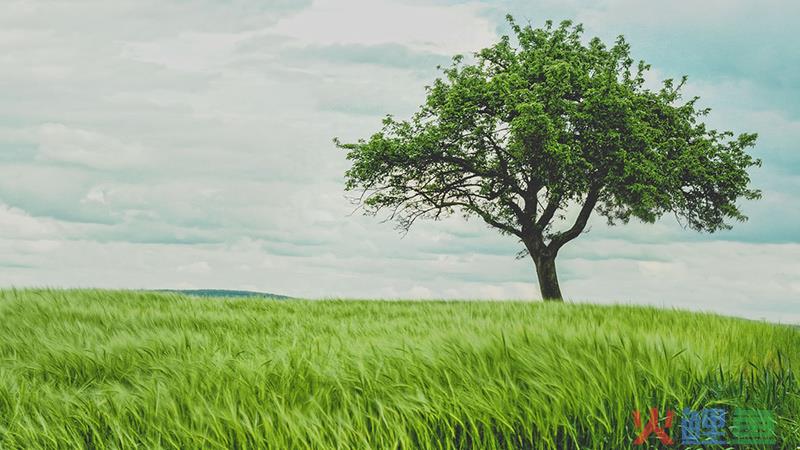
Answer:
1, 0, 798, 323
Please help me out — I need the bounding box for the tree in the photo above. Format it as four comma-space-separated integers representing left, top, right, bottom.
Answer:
335, 17, 760, 301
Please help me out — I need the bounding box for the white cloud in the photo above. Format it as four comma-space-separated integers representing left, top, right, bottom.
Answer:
268, 0, 496, 55
121, 30, 263, 72
0, 204, 59, 238
177, 261, 212, 274
34, 123, 150, 170
82, 186, 109, 205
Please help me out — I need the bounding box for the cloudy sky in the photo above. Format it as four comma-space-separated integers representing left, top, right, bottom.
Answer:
1, 0, 798, 322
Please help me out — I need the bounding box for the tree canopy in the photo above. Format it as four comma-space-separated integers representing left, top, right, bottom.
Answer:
336, 17, 760, 300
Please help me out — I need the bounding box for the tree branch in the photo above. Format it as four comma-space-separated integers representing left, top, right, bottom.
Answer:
547, 187, 601, 251
535, 192, 562, 231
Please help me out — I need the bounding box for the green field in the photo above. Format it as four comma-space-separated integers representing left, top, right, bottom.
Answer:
0, 289, 797, 449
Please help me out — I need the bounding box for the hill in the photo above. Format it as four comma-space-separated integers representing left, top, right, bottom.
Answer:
0, 289, 797, 448
152, 289, 290, 299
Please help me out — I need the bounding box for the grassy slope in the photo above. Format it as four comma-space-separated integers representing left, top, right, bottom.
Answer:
0, 289, 797, 449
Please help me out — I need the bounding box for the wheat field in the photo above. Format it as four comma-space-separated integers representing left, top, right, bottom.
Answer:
0, 289, 797, 449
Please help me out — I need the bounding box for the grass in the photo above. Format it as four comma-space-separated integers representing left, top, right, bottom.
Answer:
0, 289, 797, 449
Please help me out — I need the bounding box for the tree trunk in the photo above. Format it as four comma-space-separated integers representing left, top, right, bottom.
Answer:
533, 254, 563, 301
